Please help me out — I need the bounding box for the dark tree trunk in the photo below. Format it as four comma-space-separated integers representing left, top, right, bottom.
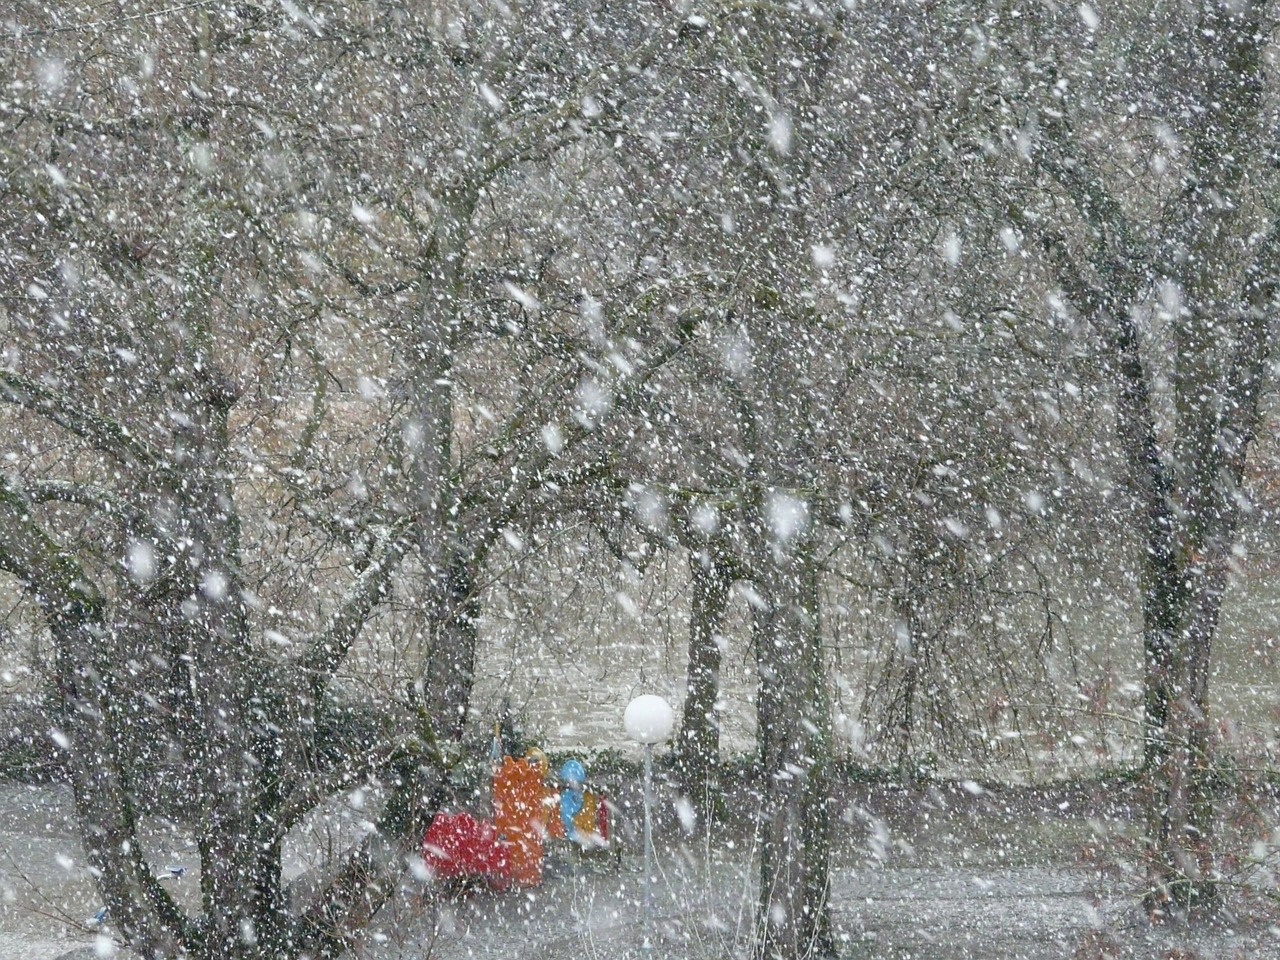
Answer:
420, 559, 480, 743
1113, 276, 1271, 917
0, 489, 193, 956
1027, 0, 1274, 918
675, 550, 732, 815
1143, 605, 1221, 916
751, 530, 833, 960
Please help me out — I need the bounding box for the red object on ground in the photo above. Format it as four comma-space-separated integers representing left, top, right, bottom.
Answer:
597, 793, 611, 843
422, 812, 509, 885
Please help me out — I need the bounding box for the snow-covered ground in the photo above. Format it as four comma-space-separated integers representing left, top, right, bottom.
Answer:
4, 779, 1276, 960
0, 780, 379, 960
0, 783, 102, 960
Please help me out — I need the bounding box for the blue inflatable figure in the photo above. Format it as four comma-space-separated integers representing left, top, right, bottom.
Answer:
559, 758, 587, 842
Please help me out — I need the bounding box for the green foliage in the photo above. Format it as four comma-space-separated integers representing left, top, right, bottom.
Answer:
550, 746, 641, 781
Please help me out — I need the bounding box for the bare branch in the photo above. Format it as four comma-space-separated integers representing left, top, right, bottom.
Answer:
297, 520, 414, 681
0, 371, 160, 471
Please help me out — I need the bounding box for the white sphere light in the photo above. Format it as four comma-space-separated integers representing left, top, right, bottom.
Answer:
624, 694, 675, 745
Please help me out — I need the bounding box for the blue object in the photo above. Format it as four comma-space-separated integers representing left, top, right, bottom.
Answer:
560, 783, 584, 841
558, 758, 588, 840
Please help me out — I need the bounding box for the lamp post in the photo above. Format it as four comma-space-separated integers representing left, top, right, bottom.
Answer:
624, 694, 674, 948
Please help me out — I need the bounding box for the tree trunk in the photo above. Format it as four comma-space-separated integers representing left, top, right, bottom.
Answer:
1144, 662, 1216, 917
675, 551, 731, 815
1138, 403, 1259, 916
413, 557, 481, 833
166, 378, 288, 959
1138, 4, 1272, 917
751, 524, 833, 960
1140, 547, 1226, 915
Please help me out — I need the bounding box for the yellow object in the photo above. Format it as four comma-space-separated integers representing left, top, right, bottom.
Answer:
525, 747, 549, 777
574, 791, 601, 842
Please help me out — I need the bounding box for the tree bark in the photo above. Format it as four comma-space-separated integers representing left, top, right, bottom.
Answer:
1136, 288, 1271, 915
751, 518, 833, 960
675, 550, 732, 815
0, 486, 193, 955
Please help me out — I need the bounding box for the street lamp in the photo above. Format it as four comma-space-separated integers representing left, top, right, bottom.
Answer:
624, 694, 674, 947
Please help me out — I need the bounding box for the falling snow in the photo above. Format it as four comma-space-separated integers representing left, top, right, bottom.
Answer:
1, 2, 1279, 959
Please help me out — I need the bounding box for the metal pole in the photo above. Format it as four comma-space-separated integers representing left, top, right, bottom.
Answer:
643, 740, 654, 946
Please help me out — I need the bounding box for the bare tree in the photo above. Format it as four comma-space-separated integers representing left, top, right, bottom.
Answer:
0, 2, 704, 957
917, 0, 1280, 914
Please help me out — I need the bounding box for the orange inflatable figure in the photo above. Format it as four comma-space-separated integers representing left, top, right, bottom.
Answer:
492, 749, 555, 888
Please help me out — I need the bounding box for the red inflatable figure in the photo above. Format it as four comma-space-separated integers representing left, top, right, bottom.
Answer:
421, 812, 509, 885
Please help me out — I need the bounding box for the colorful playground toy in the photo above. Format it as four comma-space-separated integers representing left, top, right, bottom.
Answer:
422, 737, 612, 888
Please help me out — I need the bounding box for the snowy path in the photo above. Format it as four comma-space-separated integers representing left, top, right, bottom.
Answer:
831, 866, 1099, 959
0, 932, 95, 960
360, 854, 1275, 959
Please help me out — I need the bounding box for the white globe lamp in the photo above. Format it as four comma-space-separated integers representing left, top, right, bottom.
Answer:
624, 694, 675, 745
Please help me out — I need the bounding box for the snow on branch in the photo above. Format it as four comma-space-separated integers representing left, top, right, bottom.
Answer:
0, 477, 102, 612
24, 478, 171, 546
0, 369, 160, 470
298, 520, 413, 681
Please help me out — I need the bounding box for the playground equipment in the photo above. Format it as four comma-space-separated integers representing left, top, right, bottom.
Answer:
422, 746, 612, 889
